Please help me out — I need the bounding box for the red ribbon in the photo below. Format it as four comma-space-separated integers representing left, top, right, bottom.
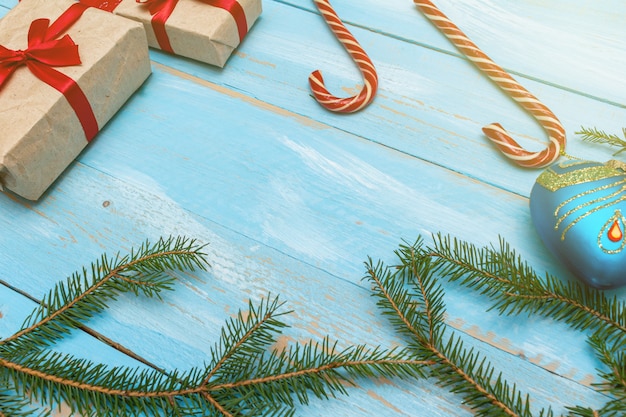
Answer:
137, 0, 248, 54
0, 4, 98, 141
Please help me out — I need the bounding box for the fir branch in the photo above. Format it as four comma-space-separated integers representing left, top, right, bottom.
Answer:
364, 256, 428, 345
598, 400, 626, 417
1, 352, 191, 416
587, 335, 626, 403
577, 127, 626, 156
8, 232, 624, 416
424, 234, 626, 345
0, 296, 429, 417
203, 295, 292, 386
0, 236, 209, 351
412, 233, 626, 413
1, 240, 430, 417
364, 241, 546, 416
200, 294, 429, 415
207, 338, 429, 416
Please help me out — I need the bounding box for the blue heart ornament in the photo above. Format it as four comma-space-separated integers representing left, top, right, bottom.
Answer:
530, 159, 626, 289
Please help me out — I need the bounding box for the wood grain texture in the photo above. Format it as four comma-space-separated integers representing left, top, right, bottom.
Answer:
0, 0, 624, 415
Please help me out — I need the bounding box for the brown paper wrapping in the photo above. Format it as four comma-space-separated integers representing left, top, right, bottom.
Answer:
0, 0, 151, 200
111, 0, 262, 67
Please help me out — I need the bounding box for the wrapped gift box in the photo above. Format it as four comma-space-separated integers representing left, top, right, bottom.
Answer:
81, 0, 262, 67
0, 0, 151, 200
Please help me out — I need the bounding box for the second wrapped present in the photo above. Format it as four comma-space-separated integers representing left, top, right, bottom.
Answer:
81, 0, 262, 67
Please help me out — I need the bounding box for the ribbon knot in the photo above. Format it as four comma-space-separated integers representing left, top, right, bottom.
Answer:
0, 4, 98, 141
6, 49, 27, 63
0, 20, 81, 87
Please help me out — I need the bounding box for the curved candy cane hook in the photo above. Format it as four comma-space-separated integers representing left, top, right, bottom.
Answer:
414, 0, 566, 168
309, 0, 378, 113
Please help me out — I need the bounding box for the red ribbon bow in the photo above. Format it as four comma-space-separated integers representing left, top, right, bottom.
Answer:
0, 4, 98, 141
136, 0, 248, 54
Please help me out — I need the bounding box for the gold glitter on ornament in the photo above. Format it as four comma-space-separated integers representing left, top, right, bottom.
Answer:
555, 181, 626, 231
536, 162, 623, 192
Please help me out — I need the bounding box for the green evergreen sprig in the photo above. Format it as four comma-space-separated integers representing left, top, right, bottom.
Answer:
0, 237, 428, 416
364, 239, 550, 417
401, 234, 626, 416
425, 234, 626, 346
576, 127, 626, 156
3, 233, 626, 416
1, 236, 207, 354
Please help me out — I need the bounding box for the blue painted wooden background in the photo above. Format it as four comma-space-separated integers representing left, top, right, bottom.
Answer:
1, 0, 625, 415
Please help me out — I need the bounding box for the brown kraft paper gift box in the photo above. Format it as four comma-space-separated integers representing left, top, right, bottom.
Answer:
82, 0, 262, 67
0, 0, 151, 200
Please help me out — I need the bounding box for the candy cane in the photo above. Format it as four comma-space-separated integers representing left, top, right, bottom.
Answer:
414, 0, 566, 168
309, 0, 378, 113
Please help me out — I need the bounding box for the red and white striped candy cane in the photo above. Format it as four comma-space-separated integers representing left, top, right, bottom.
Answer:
414, 0, 566, 168
309, 0, 378, 113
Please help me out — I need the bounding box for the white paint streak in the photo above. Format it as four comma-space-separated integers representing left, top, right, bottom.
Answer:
435, 0, 624, 99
